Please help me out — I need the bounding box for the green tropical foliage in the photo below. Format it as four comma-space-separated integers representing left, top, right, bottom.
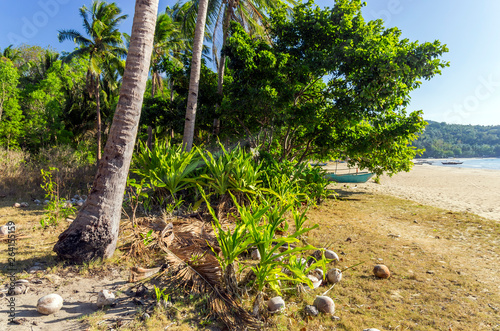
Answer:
58, 0, 128, 161
413, 121, 500, 157
221, 0, 448, 175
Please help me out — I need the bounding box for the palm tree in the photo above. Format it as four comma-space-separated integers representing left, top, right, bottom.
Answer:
182, 0, 210, 151
58, 1, 127, 164
1, 45, 21, 64
211, 0, 291, 94
53, 0, 160, 262
179, 0, 294, 143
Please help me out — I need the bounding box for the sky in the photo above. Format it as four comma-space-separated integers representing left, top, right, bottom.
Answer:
1, 0, 499, 126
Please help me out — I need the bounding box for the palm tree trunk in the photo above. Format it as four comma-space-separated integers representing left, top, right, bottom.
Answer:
96, 77, 102, 165
53, 0, 159, 263
213, 6, 232, 137
147, 71, 156, 151
182, 0, 209, 151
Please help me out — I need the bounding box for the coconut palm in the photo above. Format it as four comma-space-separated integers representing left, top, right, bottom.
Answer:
58, 1, 127, 164
182, 0, 210, 151
53, 0, 159, 262
180, 0, 294, 144
1, 45, 21, 64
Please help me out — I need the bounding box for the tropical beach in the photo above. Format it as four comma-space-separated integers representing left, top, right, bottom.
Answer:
361, 164, 500, 221
322, 159, 500, 221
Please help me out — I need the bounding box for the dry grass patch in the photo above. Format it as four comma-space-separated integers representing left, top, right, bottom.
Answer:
1, 189, 499, 330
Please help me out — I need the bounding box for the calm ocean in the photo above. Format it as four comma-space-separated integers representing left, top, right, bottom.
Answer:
430, 158, 500, 170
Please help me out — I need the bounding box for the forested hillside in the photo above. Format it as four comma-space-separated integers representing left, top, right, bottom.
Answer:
413, 121, 500, 158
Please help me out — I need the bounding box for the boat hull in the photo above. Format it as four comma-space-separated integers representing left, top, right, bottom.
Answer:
325, 172, 374, 183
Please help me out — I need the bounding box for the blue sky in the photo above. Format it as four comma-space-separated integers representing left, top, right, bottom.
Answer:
1, 0, 499, 125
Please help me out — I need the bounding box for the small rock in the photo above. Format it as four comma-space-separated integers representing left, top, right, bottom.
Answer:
313, 296, 335, 314
426, 270, 435, 275
66, 218, 74, 223
37, 294, 63, 314
0, 225, 8, 235
73, 194, 81, 200
332, 316, 340, 321
63, 201, 72, 209
76, 200, 84, 207
141, 313, 150, 320
304, 305, 318, 316
363, 329, 381, 331
10, 317, 28, 325
157, 299, 172, 310
373, 264, 391, 279
33, 199, 41, 204
13, 202, 21, 208
272, 253, 283, 262
324, 250, 339, 261
44, 200, 50, 205
20, 202, 29, 207
29, 266, 44, 274
251, 249, 261, 260
96, 289, 116, 308
10, 285, 27, 295
327, 268, 342, 284
307, 275, 322, 289
268, 296, 285, 312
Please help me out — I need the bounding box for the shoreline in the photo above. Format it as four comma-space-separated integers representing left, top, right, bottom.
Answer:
357, 165, 500, 221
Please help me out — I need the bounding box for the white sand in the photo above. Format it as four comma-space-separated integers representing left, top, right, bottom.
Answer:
357, 165, 500, 221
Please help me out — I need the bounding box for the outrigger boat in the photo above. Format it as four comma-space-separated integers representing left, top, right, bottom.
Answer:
324, 171, 374, 183
324, 160, 374, 183
441, 160, 463, 165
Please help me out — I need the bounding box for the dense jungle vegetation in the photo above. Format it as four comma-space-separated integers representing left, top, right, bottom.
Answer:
413, 120, 500, 158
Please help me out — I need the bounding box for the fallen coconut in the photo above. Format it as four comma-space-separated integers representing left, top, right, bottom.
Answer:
267, 296, 285, 312
307, 274, 322, 289
324, 250, 339, 261
327, 268, 342, 284
311, 268, 324, 280
96, 289, 116, 308
313, 295, 335, 314
37, 294, 63, 315
373, 264, 391, 279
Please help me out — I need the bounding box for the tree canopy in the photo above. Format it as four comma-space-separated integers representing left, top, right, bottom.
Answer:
220, 0, 449, 174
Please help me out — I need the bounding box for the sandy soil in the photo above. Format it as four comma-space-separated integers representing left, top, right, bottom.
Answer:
0, 269, 142, 331
326, 163, 500, 222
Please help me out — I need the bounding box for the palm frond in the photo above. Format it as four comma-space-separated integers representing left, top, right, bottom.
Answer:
158, 242, 261, 330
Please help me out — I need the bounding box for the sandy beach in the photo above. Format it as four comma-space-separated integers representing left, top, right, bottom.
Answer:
329, 164, 500, 221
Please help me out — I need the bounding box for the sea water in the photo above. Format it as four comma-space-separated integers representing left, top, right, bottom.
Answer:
431, 158, 500, 170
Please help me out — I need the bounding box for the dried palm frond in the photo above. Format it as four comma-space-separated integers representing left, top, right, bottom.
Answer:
158, 240, 261, 330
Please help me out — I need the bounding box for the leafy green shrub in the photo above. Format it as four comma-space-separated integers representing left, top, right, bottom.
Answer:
196, 143, 262, 199
131, 140, 201, 208
259, 153, 329, 205
40, 167, 76, 227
